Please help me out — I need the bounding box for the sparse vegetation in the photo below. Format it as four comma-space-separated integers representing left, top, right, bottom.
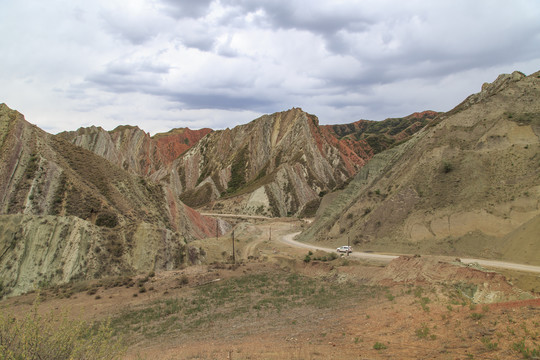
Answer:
110, 272, 382, 339
0, 296, 125, 359
227, 145, 248, 194
442, 161, 454, 173
512, 339, 540, 359
471, 312, 484, 321
481, 336, 498, 351
506, 111, 540, 126
96, 211, 119, 228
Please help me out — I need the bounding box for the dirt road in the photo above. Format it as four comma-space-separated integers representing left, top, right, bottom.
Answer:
200, 213, 272, 220
280, 231, 540, 274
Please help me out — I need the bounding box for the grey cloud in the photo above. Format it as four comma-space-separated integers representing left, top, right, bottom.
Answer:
99, 6, 169, 45
3, 0, 540, 136
224, 1, 372, 36
83, 59, 276, 113
84, 60, 168, 95
158, 0, 214, 19
163, 92, 276, 111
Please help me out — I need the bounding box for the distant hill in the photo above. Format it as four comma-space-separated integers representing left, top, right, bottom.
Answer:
299, 71, 540, 265
322, 110, 438, 154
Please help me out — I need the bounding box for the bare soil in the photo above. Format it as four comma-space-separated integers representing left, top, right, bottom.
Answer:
1, 219, 539, 360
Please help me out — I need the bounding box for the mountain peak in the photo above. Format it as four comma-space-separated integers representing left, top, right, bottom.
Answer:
480, 70, 526, 95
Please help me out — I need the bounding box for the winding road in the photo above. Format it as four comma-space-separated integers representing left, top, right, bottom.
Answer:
202, 211, 540, 275
280, 231, 540, 274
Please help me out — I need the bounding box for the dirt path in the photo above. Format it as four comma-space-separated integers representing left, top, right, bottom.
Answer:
280, 231, 540, 274
242, 225, 270, 258
200, 212, 272, 220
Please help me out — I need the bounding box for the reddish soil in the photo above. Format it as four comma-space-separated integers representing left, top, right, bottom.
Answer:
154, 128, 212, 164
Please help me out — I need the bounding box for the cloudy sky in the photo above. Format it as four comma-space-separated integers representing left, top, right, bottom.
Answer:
1, 0, 539, 135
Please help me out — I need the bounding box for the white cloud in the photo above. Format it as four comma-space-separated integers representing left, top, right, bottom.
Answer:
0, 0, 539, 134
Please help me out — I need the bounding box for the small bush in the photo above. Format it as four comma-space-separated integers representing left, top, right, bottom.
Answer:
95, 212, 118, 228
442, 161, 454, 173
87, 287, 98, 296
481, 337, 498, 351
179, 275, 189, 286
471, 313, 484, 321
416, 323, 430, 339
373, 342, 387, 350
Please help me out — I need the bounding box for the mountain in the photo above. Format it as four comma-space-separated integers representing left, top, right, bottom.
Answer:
299, 71, 540, 265
322, 110, 438, 154
58, 125, 212, 178
174, 108, 436, 217
0, 104, 225, 297
175, 108, 360, 217
61, 108, 432, 218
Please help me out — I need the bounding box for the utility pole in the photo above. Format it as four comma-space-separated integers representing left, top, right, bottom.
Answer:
216, 220, 219, 240
232, 229, 235, 264
269, 226, 271, 241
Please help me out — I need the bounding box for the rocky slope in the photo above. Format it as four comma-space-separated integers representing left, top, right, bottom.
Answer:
300, 71, 540, 265
0, 104, 224, 297
174, 108, 433, 217
59, 125, 211, 178
175, 108, 364, 217
322, 110, 438, 155
62, 109, 431, 218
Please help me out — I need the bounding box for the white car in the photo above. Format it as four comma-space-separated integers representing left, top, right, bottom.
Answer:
336, 246, 352, 253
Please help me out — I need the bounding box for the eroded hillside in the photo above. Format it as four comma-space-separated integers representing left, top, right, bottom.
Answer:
176, 108, 433, 216
59, 125, 212, 178
300, 71, 540, 264
0, 104, 225, 297
62, 108, 431, 218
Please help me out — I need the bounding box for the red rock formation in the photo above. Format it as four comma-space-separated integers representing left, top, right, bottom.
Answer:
153, 128, 212, 164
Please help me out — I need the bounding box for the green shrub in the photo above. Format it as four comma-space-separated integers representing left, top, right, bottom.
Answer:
471, 313, 484, 321
416, 323, 430, 339
513, 339, 540, 358
0, 297, 124, 359
96, 211, 118, 228
442, 161, 454, 173
373, 342, 387, 350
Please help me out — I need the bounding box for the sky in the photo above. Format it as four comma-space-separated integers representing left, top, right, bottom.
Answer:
1, 0, 540, 135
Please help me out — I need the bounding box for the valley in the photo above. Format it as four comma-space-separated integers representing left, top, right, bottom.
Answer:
2, 217, 539, 359
1, 70, 539, 359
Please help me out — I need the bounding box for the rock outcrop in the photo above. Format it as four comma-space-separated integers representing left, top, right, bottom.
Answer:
59, 125, 211, 178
